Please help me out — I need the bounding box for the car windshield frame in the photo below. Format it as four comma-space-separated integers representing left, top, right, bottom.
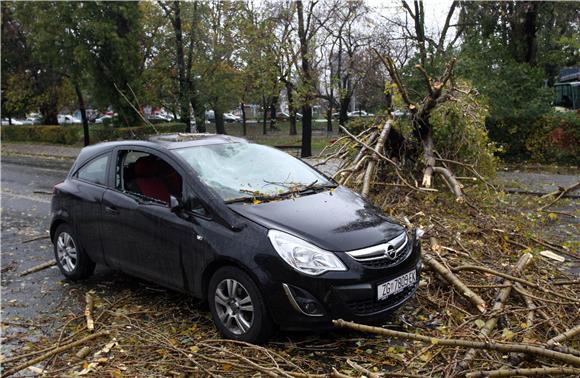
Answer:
173, 142, 336, 203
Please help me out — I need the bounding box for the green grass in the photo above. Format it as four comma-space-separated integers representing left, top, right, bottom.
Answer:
203, 120, 338, 154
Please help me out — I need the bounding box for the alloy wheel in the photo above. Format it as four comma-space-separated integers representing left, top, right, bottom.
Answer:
214, 279, 254, 335
56, 232, 77, 273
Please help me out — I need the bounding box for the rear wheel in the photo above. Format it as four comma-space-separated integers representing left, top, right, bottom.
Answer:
208, 266, 273, 343
53, 224, 95, 280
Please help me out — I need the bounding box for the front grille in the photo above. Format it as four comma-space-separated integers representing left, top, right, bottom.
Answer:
345, 284, 417, 315
346, 232, 412, 269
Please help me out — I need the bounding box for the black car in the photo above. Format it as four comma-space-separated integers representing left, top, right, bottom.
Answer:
50, 133, 421, 343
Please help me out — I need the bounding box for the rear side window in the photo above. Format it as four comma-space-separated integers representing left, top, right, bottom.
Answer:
75, 155, 109, 186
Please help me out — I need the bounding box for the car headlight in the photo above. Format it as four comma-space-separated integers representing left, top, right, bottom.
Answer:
267, 230, 347, 275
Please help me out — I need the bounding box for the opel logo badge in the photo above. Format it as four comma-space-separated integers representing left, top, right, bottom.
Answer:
384, 244, 398, 260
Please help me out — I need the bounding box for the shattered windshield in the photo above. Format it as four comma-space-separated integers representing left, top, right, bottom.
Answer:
175, 142, 334, 202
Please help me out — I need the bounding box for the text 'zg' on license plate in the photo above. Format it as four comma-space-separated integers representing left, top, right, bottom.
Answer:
377, 270, 416, 301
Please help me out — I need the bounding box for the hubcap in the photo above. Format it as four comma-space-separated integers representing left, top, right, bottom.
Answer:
214, 279, 254, 335
56, 232, 77, 273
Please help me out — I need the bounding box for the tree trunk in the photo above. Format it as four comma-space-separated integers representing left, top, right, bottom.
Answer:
240, 102, 247, 136
418, 118, 436, 188
269, 97, 277, 130
326, 105, 333, 133
190, 98, 205, 133
286, 83, 297, 136
297, 0, 313, 157
74, 84, 90, 146
40, 98, 59, 125
301, 105, 312, 157
523, 2, 538, 65
339, 95, 349, 127
172, 1, 191, 132
214, 110, 225, 134
262, 95, 267, 135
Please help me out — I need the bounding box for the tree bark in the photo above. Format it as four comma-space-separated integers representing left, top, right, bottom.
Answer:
361, 120, 392, 197
74, 84, 90, 146
326, 107, 333, 133
286, 83, 297, 135
297, 0, 313, 157
240, 102, 247, 136
339, 95, 349, 127
214, 110, 225, 134
301, 105, 312, 157
168, 1, 191, 132
269, 97, 277, 130
262, 95, 268, 135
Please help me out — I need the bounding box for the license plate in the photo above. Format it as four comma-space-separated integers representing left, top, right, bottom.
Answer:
377, 270, 416, 301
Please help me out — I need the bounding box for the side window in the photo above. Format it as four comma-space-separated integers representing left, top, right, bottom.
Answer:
75, 155, 109, 186
183, 185, 208, 217
116, 150, 183, 204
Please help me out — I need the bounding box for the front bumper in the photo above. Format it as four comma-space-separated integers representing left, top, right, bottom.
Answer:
262, 232, 422, 330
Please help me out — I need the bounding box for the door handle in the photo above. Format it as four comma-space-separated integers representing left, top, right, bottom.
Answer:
105, 205, 120, 215
194, 233, 204, 241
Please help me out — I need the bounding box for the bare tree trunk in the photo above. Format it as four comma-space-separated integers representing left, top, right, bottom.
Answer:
297, 0, 313, 157
74, 84, 90, 146
262, 95, 267, 135
339, 96, 349, 127
215, 110, 225, 134
361, 120, 391, 197
240, 102, 247, 136
286, 83, 297, 135
269, 97, 277, 130
191, 98, 205, 133
420, 122, 436, 188
326, 106, 333, 133
169, 1, 191, 132
301, 105, 312, 157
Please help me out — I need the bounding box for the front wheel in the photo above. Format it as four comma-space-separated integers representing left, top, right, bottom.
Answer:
208, 266, 274, 343
53, 224, 95, 280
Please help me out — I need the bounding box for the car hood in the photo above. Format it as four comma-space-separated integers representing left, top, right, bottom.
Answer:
228, 186, 405, 251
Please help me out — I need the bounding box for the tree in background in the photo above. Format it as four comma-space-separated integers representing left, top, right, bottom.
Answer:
457, 1, 578, 158
158, 1, 199, 132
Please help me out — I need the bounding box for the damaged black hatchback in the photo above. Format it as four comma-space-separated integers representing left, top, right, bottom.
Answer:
51, 133, 421, 342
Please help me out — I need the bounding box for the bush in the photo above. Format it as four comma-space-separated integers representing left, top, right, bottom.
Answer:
526, 112, 580, 164
1, 125, 80, 144
2, 122, 187, 145
430, 89, 498, 178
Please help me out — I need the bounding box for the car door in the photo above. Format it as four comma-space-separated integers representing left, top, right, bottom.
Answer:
100, 147, 203, 291
68, 152, 111, 264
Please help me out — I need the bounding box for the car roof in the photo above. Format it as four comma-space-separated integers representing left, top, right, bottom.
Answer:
74, 133, 246, 169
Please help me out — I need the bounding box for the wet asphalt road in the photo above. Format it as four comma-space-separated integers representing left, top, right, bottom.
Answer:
0, 156, 119, 355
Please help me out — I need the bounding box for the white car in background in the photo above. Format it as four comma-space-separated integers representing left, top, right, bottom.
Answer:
58, 114, 81, 125
223, 112, 241, 123
3, 118, 33, 125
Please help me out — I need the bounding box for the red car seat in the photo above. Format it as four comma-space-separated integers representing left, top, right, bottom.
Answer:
133, 156, 170, 203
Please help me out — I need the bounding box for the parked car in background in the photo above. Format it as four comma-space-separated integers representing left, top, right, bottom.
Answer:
276, 111, 304, 121
347, 110, 374, 118
223, 112, 241, 123
94, 115, 113, 124
58, 114, 81, 125
50, 133, 421, 343
4, 118, 34, 125
147, 113, 173, 123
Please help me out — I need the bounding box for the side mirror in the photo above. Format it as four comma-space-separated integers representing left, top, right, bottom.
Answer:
169, 195, 181, 212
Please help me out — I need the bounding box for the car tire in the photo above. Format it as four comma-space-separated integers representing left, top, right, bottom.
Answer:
208, 266, 274, 343
53, 224, 96, 281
